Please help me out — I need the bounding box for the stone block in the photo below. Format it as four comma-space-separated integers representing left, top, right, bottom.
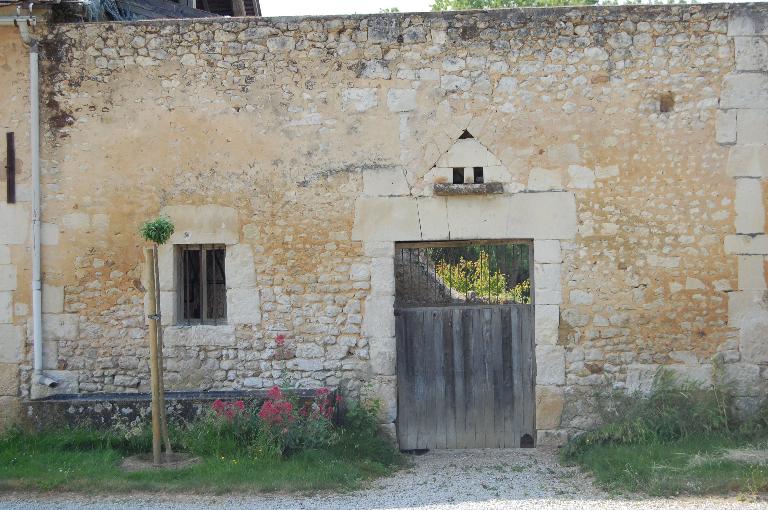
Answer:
351, 197, 421, 241
720, 72, 768, 109
416, 197, 450, 240
727, 290, 768, 328
0, 363, 18, 396
737, 110, 768, 144
225, 244, 256, 288
62, 212, 90, 230
727, 145, 768, 178
722, 362, 762, 396
157, 244, 175, 291
733, 177, 765, 234
364, 241, 395, 258
536, 429, 568, 446
738, 255, 767, 290
362, 295, 395, 338
226, 287, 261, 325
534, 263, 561, 304
0, 247, 8, 265
0, 204, 29, 245
370, 257, 395, 296
387, 89, 417, 112
0, 292, 11, 323
161, 205, 239, 245
369, 337, 396, 375
43, 340, 58, 370
362, 166, 409, 196
436, 139, 501, 168
527, 168, 562, 191
42, 285, 64, 314
30, 370, 79, 399
536, 385, 564, 429
341, 88, 378, 112
443, 193, 578, 241
534, 240, 561, 264
41, 223, 59, 246
159, 291, 177, 326
740, 317, 768, 363
353, 193, 577, 242
566, 165, 595, 189
735, 37, 768, 71
350, 263, 370, 281
42, 313, 79, 341
715, 109, 737, 145
669, 364, 712, 387
266, 36, 295, 52
535, 304, 559, 345
725, 234, 768, 254
0, 325, 23, 363
0, 266, 17, 291
368, 376, 397, 423
164, 324, 237, 347
729, 7, 768, 36
569, 289, 593, 305
625, 363, 658, 394
536, 345, 565, 385
0, 397, 20, 430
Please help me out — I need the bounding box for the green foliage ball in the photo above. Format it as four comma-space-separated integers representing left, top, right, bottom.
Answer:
139, 216, 175, 245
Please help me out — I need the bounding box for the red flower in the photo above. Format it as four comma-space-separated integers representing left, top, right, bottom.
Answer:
267, 385, 282, 400
275, 334, 286, 347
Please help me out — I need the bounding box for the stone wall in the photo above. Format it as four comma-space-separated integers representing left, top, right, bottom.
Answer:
0, 3, 766, 442
0, 11, 34, 427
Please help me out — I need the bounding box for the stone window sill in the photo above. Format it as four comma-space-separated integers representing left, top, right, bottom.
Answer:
433, 182, 504, 196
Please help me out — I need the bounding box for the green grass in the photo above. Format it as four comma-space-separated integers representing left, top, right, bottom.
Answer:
566, 435, 768, 497
0, 427, 401, 494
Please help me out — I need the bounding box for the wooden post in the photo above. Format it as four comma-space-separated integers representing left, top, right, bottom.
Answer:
145, 248, 162, 466
232, 0, 246, 16
153, 244, 172, 454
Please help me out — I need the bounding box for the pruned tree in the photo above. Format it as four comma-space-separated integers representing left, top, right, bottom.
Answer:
139, 216, 174, 465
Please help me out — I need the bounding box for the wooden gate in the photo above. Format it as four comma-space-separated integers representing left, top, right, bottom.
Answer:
394, 242, 535, 450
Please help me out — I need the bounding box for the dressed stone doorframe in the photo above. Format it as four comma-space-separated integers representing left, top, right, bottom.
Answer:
351, 191, 577, 446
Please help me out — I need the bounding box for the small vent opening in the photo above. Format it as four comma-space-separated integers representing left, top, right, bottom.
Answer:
452, 168, 464, 184
458, 130, 474, 139
473, 167, 484, 184
659, 92, 675, 113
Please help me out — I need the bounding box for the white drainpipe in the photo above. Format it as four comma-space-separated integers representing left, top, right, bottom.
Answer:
2, 13, 58, 388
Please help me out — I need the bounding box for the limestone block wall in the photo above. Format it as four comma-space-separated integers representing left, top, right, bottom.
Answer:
0, 3, 765, 441
717, 6, 768, 416
0, 20, 33, 426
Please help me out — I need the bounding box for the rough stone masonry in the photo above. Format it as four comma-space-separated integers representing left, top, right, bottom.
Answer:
0, 2, 766, 445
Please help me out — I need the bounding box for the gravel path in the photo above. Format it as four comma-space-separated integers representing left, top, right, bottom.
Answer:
1, 448, 766, 510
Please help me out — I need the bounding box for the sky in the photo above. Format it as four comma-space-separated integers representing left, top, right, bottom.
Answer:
259, 0, 758, 17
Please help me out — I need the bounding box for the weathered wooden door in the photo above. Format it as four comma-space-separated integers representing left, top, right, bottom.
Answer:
394, 242, 535, 450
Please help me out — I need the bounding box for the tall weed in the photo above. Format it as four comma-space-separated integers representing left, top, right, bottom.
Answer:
562, 369, 754, 460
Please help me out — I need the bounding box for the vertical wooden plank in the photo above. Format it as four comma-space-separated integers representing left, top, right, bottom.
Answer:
413, 310, 428, 449
461, 308, 474, 448
404, 310, 420, 450
501, 306, 515, 448
443, 309, 457, 449
481, 307, 494, 448
395, 311, 413, 450
470, 307, 486, 447
522, 305, 536, 443
453, 308, 467, 449
491, 307, 505, 448
511, 305, 524, 448
433, 309, 447, 449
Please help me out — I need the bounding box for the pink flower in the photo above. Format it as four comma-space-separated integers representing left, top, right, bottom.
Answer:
267, 385, 282, 400
275, 334, 286, 347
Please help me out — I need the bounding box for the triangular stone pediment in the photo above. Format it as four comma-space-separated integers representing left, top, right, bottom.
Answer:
435, 132, 503, 169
